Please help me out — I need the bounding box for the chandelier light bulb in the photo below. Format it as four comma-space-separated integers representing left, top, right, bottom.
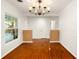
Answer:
34, 10, 37, 13
43, 11, 45, 13
29, 7, 32, 10
47, 7, 50, 10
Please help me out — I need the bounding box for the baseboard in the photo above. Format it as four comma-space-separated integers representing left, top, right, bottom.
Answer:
23, 41, 60, 43
2, 42, 23, 58
2, 41, 76, 58
50, 41, 60, 43
60, 42, 77, 58
23, 41, 33, 43
33, 38, 49, 40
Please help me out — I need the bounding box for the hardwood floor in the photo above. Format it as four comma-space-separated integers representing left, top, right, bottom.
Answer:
2, 39, 76, 59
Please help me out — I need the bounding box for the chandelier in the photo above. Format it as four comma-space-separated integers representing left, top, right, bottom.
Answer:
29, 0, 50, 15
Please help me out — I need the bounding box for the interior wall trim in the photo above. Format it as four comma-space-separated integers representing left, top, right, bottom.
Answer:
23, 41, 33, 43
2, 42, 23, 58
2, 41, 76, 58
23, 41, 60, 43
50, 41, 60, 43
32, 38, 50, 40
60, 42, 77, 58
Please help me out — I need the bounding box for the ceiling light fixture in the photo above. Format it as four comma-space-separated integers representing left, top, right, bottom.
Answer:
17, 0, 23, 2
29, 0, 50, 16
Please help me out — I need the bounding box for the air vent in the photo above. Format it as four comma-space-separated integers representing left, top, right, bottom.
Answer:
17, 0, 23, 2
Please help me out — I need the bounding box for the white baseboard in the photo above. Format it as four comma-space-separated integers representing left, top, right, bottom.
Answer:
23, 41, 60, 43
50, 41, 60, 43
2, 42, 23, 58
23, 41, 33, 43
60, 42, 77, 58
2, 41, 76, 58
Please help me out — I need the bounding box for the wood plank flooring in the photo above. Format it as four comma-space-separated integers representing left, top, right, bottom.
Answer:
2, 39, 76, 59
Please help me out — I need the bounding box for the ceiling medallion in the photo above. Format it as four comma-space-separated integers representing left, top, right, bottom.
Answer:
29, 0, 50, 16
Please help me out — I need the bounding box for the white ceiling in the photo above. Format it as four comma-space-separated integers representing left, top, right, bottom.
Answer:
7, 0, 73, 16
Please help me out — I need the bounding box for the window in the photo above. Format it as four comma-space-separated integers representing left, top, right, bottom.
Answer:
5, 14, 18, 43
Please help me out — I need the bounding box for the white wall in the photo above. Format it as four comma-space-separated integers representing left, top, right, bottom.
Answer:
1, 0, 27, 58
59, 0, 77, 57
24, 16, 59, 39
28, 17, 51, 39
51, 20, 57, 30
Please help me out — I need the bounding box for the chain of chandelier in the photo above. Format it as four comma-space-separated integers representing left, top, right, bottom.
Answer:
29, 0, 50, 15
